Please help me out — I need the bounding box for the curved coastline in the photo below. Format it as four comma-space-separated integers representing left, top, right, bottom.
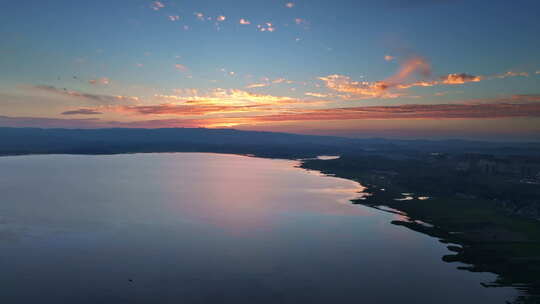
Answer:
300, 157, 540, 304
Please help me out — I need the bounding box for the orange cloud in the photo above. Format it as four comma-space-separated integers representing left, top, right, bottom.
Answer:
396, 73, 483, 89
88, 77, 110, 85
153, 89, 303, 107
318, 75, 402, 99
71, 89, 331, 119
384, 55, 395, 62
4, 94, 540, 130
386, 57, 431, 85
440, 73, 483, 84
105, 96, 540, 127
319, 57, 526, 100
319, 57, 432, 99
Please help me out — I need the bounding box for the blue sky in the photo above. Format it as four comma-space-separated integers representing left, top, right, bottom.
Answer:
1, 0, 539, 140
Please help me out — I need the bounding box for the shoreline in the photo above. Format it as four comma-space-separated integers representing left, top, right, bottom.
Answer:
300, 158, 540, 304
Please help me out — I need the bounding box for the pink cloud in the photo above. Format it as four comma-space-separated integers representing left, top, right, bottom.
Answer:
151, 1, 165, 11
174, 64, 189, 72
88, 77, 110, 85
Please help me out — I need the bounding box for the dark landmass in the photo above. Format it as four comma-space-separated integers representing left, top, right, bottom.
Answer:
301, 155, 540, 304
2, 127, 540, 303
2, 127, 540, 158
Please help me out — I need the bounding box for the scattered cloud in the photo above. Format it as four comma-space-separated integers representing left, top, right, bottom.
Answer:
257, 23, 276, 32
216, 15, 226, 22
386, 56, 432, 85
491, 71, 529, 79
286, 2, 295, 8
272, 78, 293, 84
384, 55, 395, 62
319, 74, 402, 99
320, 57, 431, 99
305, 92, 331, 98
245, 78, 292, 89
151, 1, 165, 11
246, 83, 269, 89
396, 73, 483, 89
88, 77, 110, 85
63, 89, 328, 118
168, 15, 180, 22
61, 109, 103, 115
239, 18, 251, 25
194, 12, 205, 21
319, 57, 530, 100
32, 85, 140, 104
440, 73, 482, 84
174, 64, 189, 72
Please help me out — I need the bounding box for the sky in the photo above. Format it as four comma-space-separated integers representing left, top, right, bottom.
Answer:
1, 0, 539, 141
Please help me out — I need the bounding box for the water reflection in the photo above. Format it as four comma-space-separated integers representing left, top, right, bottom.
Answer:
0, 153, 516, 304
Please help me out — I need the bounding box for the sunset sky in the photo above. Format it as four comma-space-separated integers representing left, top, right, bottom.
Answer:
1, 0, 539, 140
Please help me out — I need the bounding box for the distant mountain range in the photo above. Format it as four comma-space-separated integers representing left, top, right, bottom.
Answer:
1, 127, 539, 158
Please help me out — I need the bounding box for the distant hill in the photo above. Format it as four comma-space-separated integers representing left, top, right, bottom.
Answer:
0, 127, 538, 158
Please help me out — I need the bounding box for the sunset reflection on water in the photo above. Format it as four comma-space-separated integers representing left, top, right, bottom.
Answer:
160, 153, 370, 233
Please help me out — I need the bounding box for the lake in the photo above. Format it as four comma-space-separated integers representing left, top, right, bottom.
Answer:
0, 153, 516, 303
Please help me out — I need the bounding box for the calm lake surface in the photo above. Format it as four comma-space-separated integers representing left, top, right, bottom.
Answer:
0, 153, 516, 303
